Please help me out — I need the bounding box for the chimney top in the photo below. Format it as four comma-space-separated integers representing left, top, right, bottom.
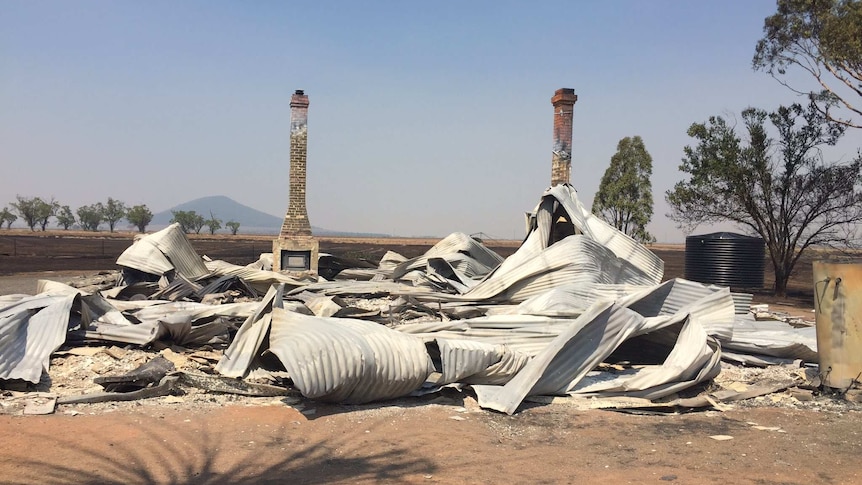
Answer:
551, 88, 578, 105
291, 89, 309, 109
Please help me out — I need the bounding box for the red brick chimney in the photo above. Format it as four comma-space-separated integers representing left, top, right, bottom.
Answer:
550, 88, 578, 186
273, 89, 318, 273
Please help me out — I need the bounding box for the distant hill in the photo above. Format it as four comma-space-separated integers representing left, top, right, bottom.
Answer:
151, 195, 390, 237
152, 195, 282, 228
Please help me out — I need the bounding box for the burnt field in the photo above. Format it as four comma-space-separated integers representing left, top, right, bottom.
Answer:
0, 231, 523, 275
0, 230, 818, 307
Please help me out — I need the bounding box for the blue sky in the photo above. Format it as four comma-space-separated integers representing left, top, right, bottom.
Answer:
3, 1, 861, 241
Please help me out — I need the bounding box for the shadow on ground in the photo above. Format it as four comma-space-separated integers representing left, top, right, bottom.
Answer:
0, 411, 436, 484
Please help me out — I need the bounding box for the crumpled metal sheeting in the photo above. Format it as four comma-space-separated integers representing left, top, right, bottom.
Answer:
379, 250, 408, 271
40, 279, 130, 332
333, 268, 379, 281
154, 316, 230, 347
0, 293, 79, 383
544, 184, 664, 284
286, 280, 432, 298
620, 279, 735, 340
31, 280, 157, 345
81, 320, 159, 345
149, 274, 203, 301
401, 186, 660, 305
463, 293, 727, 413
215, 285, 283, 378
473, 301, 645, 414
434, 338, 531, 386
425, 256, 486, 291
0, 295, 30, 306
204, 259, 309, 294
36, 279, 87, 296
130, 300, 260, 323
572, 313, 722, 400
412, 267, 472, 294
397, 315, 577, 356
83, 286, 294, 349
460, 235, 657, 303
720, 315, 818, 363
505, 283, 649, 317
268, 308, 433, 404
392, 232, 503, 281
116, 223, 209, 279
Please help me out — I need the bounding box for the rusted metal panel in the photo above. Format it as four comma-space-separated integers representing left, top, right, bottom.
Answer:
814, 260, 862, 389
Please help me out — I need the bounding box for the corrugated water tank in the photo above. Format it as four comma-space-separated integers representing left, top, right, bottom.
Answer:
685, 232, 764, 288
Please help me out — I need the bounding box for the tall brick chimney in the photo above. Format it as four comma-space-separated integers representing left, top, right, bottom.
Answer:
273, 89, 319, 273
281, 89, 312, 237
550, 88, 578, 186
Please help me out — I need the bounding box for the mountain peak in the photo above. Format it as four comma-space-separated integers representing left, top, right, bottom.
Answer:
152, 196, 283, 228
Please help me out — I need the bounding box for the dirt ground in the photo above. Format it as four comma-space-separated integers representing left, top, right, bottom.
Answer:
1, 232, 857, 484
1, 399, 859, 484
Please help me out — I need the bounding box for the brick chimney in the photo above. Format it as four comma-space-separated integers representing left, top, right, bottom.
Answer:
273, 89, 319, 273
550, 88, 578, 186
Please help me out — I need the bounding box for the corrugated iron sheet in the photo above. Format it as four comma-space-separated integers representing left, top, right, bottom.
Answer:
204, 259, 309, 294
116, 223, 209, 279
215, 285, 283, 378
392, 232, 503, 281
0, 293, 78, 383
267, 308, 433, 404
721, 315, 818, 363
547, 184, 664, 284
435, 338, 530, 385
472, 301, 642, 414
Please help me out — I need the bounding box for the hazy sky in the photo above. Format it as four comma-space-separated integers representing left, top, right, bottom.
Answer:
3, 1, 861, 241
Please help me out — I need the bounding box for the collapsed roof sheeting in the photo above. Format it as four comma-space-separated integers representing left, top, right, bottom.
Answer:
268, 308, 434, 404
397, 276, 733, 413
215, 285, 283, 378
543, 184, 664, 283
434, 338, 531, 386
204, 259, 310, 294
398, 186, 664, 304
619, 279, 735, 341
116, 223, 209, 279
571, 313, 722, 400
0, 293, 78, 383
472, 301, 644, 414
392, 232, 504, 281
285, 280, 433, 298
471, 297, 724, 414
0, 184, 815, 414
721, 315, 818, 363
506, 283, 647, 317
414, 236, 655, 304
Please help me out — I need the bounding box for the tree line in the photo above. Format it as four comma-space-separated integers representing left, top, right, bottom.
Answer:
0, 197, 242, 235
589, 0, 862, 296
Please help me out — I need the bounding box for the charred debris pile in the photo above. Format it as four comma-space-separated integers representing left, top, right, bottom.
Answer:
0, 185, 825, 415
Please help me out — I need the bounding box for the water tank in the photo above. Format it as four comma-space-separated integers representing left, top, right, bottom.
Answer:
685, 232, 764, 288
